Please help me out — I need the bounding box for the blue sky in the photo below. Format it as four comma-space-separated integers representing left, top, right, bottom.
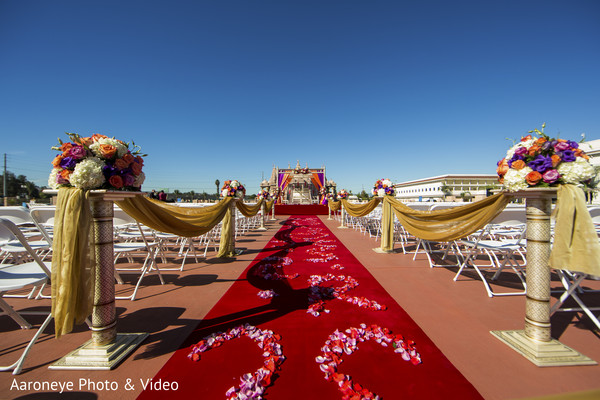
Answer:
1, 0, 599, 195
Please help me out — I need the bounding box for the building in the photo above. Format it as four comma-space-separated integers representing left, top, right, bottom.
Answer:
581, 139, 600, 204
394, 174, 500, 202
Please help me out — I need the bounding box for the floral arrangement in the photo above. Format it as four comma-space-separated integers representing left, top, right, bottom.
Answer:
48, 133, 145, 190
337, 189, 349, 199
257, 189, 271, 200
372, 179, 395, 196
188, 323, 285, 399
221, 180, 246, 198
294, 167, 309, 174
497, 124, 596, 191
316, 324, 421, 399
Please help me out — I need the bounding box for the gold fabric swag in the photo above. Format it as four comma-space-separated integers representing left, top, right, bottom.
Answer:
51, 189, 268, 337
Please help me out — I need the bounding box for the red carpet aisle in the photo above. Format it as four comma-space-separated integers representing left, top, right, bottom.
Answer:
138, 216, 482, 400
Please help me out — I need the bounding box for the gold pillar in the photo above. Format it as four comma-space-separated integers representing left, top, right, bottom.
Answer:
491, 188, 595, 366
50, 191, 148, 370
374, 196, 394, 253
256, 200, 267, 231
338, 207, 348, 229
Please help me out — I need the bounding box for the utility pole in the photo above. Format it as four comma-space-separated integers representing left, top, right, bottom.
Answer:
3, 153, 7, 206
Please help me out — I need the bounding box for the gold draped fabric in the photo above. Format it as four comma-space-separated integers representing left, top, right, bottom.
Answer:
339, 198, 382, 217
328, 200, 341, 212
51, 187, 96, 338
380, 198, 395, 252
549, 184, 600, 276
116, 196, 233, 237
386, 193, 511, 242
217, 202, 235, 258
265, 199, 274, 214
236, 199, 263, 217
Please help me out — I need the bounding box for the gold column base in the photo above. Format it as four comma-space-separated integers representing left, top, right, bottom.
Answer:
491, 330, 596, 367
337, 226, 348, 229
373, 247, 394, 254
255, 227, 267, 231
49, 333, 148, 370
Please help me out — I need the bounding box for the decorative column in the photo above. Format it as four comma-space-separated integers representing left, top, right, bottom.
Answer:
374, 196, 394, 253
50, 190, 148, 370
491, 188, 595, 366
338, 206, 348, 229
327, 204, 332, 220
256, 200, 267, 231
270, 201, 276, 221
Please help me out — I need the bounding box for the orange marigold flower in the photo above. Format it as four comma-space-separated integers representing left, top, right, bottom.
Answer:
511, 160, 526, 170
525, 171, 542, 186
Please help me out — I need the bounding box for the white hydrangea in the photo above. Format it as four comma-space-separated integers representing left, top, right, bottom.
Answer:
557, 158, 596, 184
381, 179, 392, 187
133, 172, 145, 188
47, 168, 60, 189
505, 138, 535, 161
377, 188, 386, 197
89, 137, 128, 159
502, 166, 533, 191
69, 157, 106, 189
230, 180, 240, 188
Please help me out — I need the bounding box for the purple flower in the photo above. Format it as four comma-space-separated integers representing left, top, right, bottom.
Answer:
59, 156, 77, 170
566, 140, 579, 149
528, 155, 553, 173
542, 169, 560, 183
103, 164, 118, 177
541, 141, 553, 152
554, 142, 570, 151
122, 173, 135, 187
557, 150, 576, 162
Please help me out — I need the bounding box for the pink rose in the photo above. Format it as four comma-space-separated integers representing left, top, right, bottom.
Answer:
554, 142, 570, 151
68, 145, 86, 160
542, 169, 560, 183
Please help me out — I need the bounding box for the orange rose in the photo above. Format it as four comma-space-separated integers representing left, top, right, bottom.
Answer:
525, 171, 542, 186
59, 169, 71, 181
99, 144, 117, 159
521, 135, 532, 142
130, 161, 143, 175
122, 153, 134, 164
52, 155, 64, 168
60, 142, 73, 155
528, 145, 541, 156
551, 154, 561, 167
91, 134, 108, 142
496, 159, 509, 177
114, 158, 130, 170
135, 155, 144, 166
574, 149, 590, 160
109, 175, 124, 189
535, 138, 547, 146
511, 160, 526, 170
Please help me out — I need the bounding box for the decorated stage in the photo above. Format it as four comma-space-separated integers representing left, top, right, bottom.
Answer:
274, 204, 329, 215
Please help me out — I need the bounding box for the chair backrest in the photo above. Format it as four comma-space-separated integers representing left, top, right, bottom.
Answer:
490, 207, 526, 227
0, 218, 51, 276
0, 206, 34, 226
113, 207, 138, 227
29, 206, 56, 226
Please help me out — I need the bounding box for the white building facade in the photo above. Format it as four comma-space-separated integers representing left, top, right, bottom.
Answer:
394, 174, 500, 202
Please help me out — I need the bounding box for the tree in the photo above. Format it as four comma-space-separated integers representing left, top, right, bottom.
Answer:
215, 179, 220, 196
440, 184, 452, 201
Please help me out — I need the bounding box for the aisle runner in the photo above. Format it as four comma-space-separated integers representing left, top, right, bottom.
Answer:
138, 216, 482, 400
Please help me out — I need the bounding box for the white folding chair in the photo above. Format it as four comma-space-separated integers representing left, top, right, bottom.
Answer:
0, 218, 53, 375
454, 224, 527, 297
551, 270, 600, 330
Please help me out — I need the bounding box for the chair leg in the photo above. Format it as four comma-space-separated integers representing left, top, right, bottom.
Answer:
0, 312, 53, 374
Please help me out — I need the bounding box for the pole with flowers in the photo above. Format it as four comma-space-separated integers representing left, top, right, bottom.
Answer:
492, 124, 596, 366
256, 188, 270, 231
372, 179, 396, 253
336, 189, 349, 229
46, 133, 148, 370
